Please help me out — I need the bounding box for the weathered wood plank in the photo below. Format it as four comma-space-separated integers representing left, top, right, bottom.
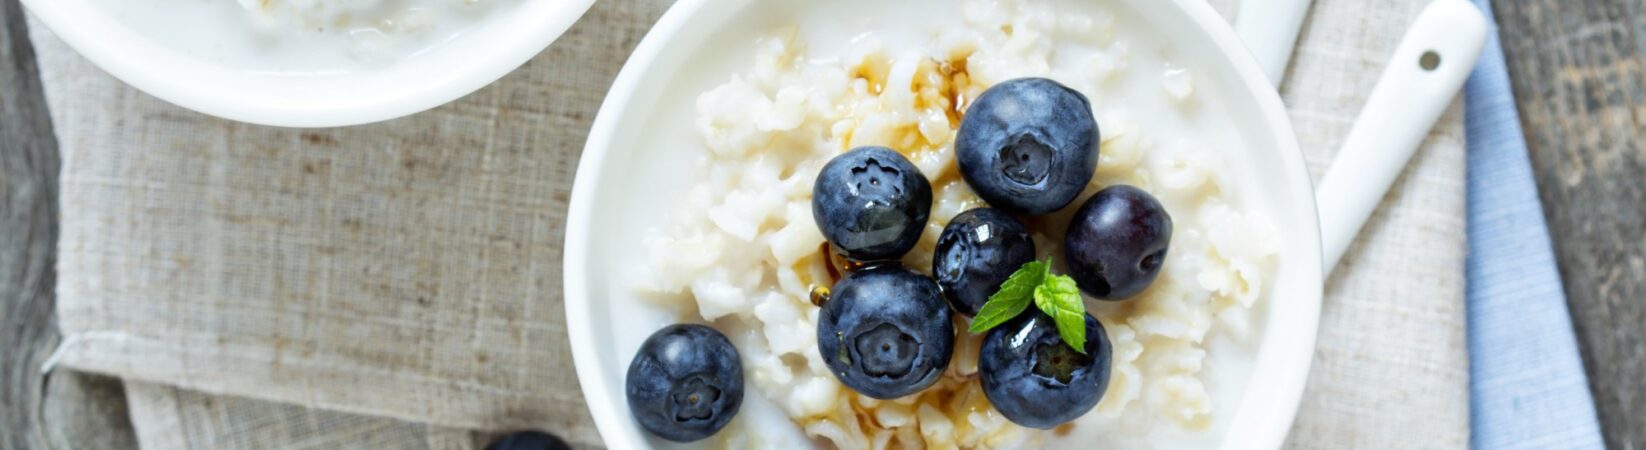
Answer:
0, 0, 63, 447
1493, 0, 1646, 448
2, 0, 137, 449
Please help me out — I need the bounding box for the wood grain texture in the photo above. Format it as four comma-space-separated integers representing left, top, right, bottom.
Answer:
1493, 0, 1646, 448
1, 0, 137, 449
0, 0, 62, 448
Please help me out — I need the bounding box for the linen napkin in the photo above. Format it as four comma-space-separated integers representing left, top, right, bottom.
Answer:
27, 0, 1469, 448
1463, 0, 1605, 448
1279, 0, 1469, 446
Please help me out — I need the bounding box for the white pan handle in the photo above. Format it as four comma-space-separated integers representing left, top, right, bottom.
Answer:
1315, 0, 1488, 271
1235, 0, 1314, 86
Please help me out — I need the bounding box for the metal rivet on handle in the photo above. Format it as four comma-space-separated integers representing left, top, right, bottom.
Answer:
1420, 51, 1441, 71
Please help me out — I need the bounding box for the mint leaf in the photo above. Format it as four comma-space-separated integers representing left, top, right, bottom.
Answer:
968, 293, 1032, 334
967, 260, 1047, 333
994, 259, 1047, 304
1033, 274, 1088, 354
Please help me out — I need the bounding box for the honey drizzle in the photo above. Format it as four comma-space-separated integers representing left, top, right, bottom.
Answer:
935, 57, 972, 127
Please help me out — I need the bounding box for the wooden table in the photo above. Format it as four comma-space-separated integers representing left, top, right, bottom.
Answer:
2, 0, 1642, 448
0, 0, 141, 448
0, 0, 139, 448
1494, 0, 1646, 447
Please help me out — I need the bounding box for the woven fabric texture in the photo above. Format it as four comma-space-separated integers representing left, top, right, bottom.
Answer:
1463, 0, 1605, 448
28, 0, 1467, 447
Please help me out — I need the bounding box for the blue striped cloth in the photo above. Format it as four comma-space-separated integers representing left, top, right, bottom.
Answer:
1465, 0, 1606, 448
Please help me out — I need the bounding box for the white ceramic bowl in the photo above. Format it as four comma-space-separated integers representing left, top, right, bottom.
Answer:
564, 0, 1324, 448
21, 0, 596, 127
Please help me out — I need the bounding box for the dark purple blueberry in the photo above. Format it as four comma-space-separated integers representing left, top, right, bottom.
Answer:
932, 208, 1036, 316
979, 311, 1112, 429
484, 431, 571, 450
1064, 185, 1173, 300
625, 324, 744, 442
812, 146, 933, 261
817, 264, 954, 399
956, 78, 1100, 215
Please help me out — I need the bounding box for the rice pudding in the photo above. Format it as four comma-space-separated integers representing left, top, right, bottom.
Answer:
637, 0, 1279, 448
90, 0, 511, 71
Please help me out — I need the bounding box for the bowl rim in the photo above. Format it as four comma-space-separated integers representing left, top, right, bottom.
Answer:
564, 0, 1323, 448
20, 0, 597, 127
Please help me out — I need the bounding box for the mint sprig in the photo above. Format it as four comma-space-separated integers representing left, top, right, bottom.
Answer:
967, 259, 1089, 354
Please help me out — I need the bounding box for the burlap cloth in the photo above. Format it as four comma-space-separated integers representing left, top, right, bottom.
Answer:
28, 0, 1468, 447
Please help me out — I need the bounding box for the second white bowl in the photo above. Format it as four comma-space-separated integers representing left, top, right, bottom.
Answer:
22, 0, 597, 127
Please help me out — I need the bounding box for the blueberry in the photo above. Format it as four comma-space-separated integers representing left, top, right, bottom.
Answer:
817, 264, 954, 399
625, 324, 744, 442
932, 208, 1036, 316
813, 146, 933, 261
1064, 185, 1172, 300
484, 431, 571, 450
956, 78, 1100, 215
979, 311, 1112, 429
